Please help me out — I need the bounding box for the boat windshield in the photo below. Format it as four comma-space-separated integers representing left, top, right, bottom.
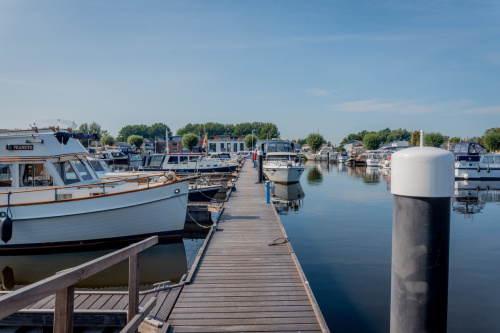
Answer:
54, 161, 80, 185
87, 159, 106, 172
266, 142, 294, 153
74, 160, 94, 181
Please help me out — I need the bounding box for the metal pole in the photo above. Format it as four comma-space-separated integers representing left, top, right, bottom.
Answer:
266, 181, 270, 204
390, 146, 454, 333
257, 150, 263, 183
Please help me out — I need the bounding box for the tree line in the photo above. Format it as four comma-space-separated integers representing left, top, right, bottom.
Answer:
76, 121, 279, 150
177, 122, 279, 140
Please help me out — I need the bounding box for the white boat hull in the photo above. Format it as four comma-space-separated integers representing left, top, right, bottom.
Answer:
1, 182, 189, 252
263, 165, 304, 184
455, 161, 500, 180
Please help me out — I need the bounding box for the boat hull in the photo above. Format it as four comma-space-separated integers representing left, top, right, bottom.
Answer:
0, 182, 189, 252
455, 163, 500, 180
263, 166, 304, 184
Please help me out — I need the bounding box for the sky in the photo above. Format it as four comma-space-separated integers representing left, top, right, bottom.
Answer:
1, 0, 499, 145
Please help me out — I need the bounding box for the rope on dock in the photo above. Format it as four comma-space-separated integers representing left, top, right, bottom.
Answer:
178, 197, 214, 229
268, 237, 289, 246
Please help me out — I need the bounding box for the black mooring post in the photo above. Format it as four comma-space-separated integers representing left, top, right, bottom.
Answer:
257, 150, 263, 183
390, 146, 454, 333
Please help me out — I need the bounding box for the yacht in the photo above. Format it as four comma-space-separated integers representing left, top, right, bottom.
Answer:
454, 142, 500, 180
304, 146, 337, 161
263, 152, 305, 184
0, 128, 190, 253
139, 153, 238, 173
365, 150, 385, 167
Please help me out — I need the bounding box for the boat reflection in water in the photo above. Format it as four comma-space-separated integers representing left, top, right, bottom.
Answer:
453, 180, 500, 218
0, 239, 187, 291
271, 182, 305, 215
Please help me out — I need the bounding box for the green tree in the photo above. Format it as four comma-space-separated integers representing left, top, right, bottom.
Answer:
363, 133, 381, 150
450, 137, 461, 143
340, 130, 368, 145
100, 134, 115, 146
76, 122, 106, 148
117, 124, 149, 142
306, 133, 326, 152
149, 123, 172, 139
484, 132, 500, 152
127, 135, 144, 149
377, 128, 392, 144
245, 134, 258, 149
410, 131, 421, 146
424, 132, 445, 147
390, 128, 411, 142
484, 127, 500, 136
182, 133, 199, 151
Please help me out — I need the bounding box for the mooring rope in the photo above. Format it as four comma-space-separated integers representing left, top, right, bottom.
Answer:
269, 237, 289, 246
178, 197, 214, 229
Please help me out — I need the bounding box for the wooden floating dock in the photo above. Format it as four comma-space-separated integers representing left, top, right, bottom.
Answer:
0, 160, 328, 332
167, 161, 329, 332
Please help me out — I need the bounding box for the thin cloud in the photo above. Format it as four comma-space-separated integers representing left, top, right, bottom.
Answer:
329, 99, 468, 115
464, 106, 500, 114
304, 87, 345, 97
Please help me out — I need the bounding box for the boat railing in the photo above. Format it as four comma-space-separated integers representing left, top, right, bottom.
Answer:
0, 171, 188, 202
0, 236, 158, 332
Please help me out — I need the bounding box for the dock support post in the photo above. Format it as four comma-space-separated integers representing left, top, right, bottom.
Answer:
390, 146, 454, 333
266, 181, 270, 204
257, 150, 263, 183
128, 253, 140, 326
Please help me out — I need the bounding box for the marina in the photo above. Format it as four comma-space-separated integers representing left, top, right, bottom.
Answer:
1, 141, 500, 332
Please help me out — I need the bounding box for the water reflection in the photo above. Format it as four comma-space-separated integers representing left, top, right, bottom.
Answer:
363, 167, 381, 185
307, 166, 323, 185
271, 182, 305, 214
453, 180, 500, 218
0, 239, 188, 291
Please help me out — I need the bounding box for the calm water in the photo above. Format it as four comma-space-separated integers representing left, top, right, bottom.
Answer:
2, 161, 499, 332
275, 161, 500, 333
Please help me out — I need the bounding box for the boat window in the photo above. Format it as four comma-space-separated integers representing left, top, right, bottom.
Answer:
149, 155, 163, 167
454, 143, 463, 153
495, 156, 500, 164
179, 156, 188, 163
54, 161, 80, 185
168, 156, 179, 164
0, 164, 13, 187
74, 160, 93, 181
457, 144, 469, 154
472, 144, 487, 154
19, 163, 54, 187
190, 156, 201, 161
88, 159, 106, 171
483, 156, 494, 164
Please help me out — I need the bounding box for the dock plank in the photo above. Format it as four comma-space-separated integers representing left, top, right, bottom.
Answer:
168, 162, 329, 332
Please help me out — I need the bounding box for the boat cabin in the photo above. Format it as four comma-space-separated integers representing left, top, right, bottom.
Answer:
0, 129, 100, 191
454, 142, 487, 161
141, 153, 203, 170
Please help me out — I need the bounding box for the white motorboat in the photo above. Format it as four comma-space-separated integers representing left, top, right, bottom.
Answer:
305, 146, 337, 161
263, 152, 305, 184
454, 142, 500, 180
0, 128, 190, 253
365, 150, 385, 167
139, 153, 238, 173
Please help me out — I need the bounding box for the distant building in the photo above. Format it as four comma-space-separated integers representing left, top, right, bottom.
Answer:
380, 140, 409, 150
207, 135, 247, 152
342, 140, 364, 153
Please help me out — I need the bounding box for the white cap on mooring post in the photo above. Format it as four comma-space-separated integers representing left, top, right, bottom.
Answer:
391, 147, 454, 198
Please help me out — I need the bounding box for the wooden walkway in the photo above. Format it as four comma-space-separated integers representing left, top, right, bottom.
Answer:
167, 162, 329, 332
0, 286, 181, 328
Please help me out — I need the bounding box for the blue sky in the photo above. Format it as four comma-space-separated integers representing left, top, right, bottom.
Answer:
1, 0, 499, 145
